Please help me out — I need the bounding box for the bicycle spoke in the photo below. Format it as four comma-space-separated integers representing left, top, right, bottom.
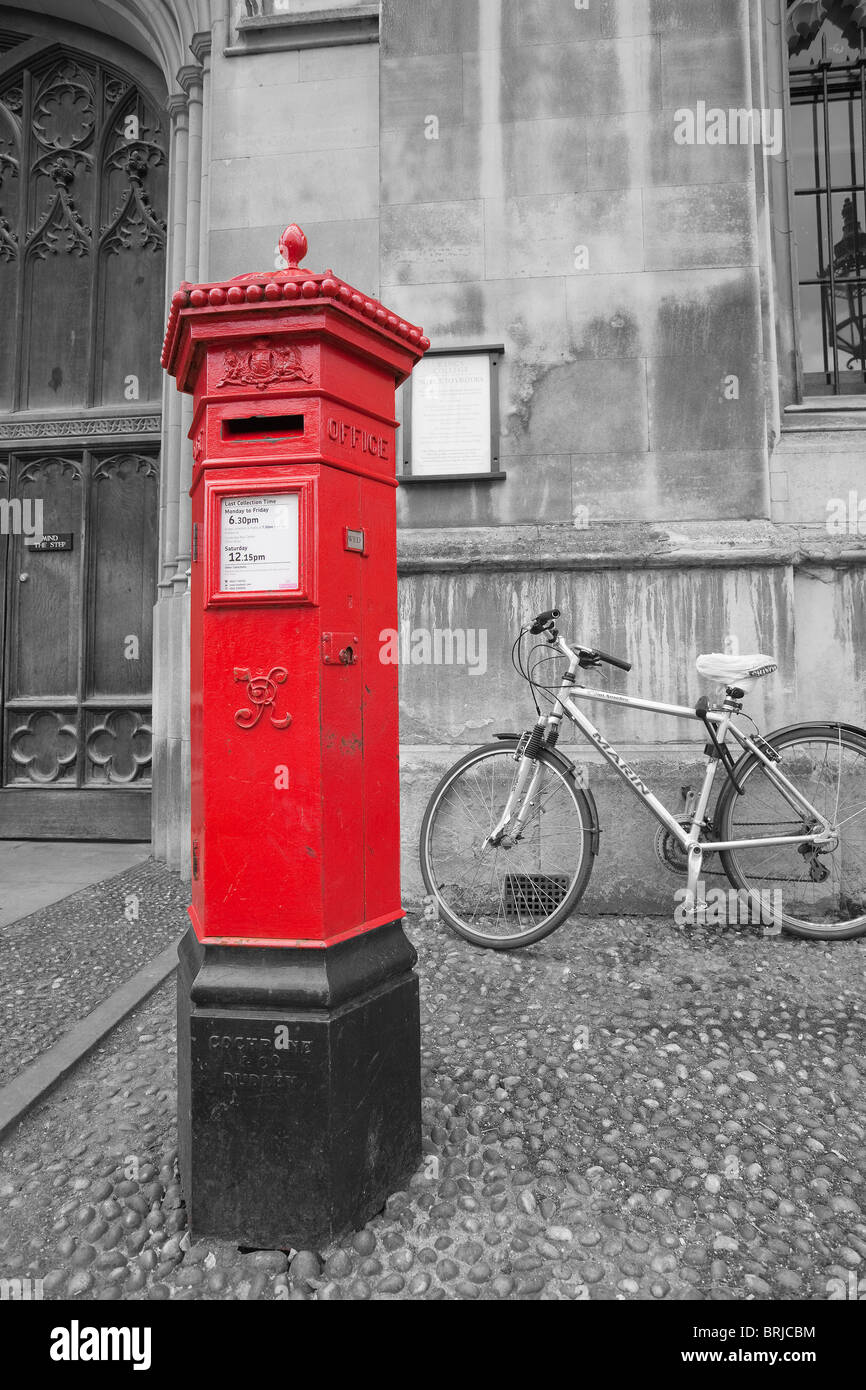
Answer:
723, 735, 866, 930
445, 778, 495, 836
424, 747, 587, 944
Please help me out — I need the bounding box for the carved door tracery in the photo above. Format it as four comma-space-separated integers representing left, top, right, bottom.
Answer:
1, 448, 157, 804
0, 22, 166, 839
0, 43, 167, 410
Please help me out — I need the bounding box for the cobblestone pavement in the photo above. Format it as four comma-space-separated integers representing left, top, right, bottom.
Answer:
0, 861, 186, 1087
1, 903, 865, 1301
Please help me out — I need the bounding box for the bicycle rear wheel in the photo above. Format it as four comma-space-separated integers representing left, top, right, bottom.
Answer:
716, 723, 866, 939
419, 739, 596, 949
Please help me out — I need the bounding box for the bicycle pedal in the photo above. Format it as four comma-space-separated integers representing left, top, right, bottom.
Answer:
679, 897, 709, 927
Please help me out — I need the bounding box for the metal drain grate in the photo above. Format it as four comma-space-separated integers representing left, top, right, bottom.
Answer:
504, 873, 569, 919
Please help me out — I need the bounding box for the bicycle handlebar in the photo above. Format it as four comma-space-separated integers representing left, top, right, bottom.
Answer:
592, 646, 632, 673
528, 611, 632, 672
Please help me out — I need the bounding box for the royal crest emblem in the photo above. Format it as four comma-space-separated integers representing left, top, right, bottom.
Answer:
217, 339, 312, 391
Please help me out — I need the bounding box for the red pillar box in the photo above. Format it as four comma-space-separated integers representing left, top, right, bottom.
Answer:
162, 224, 429, 1248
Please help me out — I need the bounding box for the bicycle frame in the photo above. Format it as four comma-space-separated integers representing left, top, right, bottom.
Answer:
492, 633, 835, 917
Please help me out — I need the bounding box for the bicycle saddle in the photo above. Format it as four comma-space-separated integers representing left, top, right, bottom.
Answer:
696, 652, 777, 692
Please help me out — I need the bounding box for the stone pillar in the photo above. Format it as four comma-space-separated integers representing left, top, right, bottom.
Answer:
153, 88, 189, 865
174, 62, 204, 596
191, 33, 212, 283
152, 45, 209, 874
160, 91, 189, 592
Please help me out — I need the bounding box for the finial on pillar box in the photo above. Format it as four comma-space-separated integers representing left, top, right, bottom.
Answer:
279, 223, 308, 270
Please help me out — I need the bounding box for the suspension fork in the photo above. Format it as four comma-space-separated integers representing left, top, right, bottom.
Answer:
488, 722, 548, 845
488, 654, 580, 845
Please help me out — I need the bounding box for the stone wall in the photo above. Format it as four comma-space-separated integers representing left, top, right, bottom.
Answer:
206, 36, 381, 291
395, 524, 866, 909
148, 0, 866, 915
382, 0, 772, 532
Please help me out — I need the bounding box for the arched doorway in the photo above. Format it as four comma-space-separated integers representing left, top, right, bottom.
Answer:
0, 11, 168, 837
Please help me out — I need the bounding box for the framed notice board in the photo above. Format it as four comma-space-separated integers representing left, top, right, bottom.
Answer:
400, 345, 504, 482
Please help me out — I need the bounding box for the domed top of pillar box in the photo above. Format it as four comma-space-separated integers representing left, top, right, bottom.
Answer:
161, 222, 429, 481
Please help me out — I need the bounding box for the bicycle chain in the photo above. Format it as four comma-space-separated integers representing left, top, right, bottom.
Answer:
719, 822, 830, 883
657, 821, 825, 882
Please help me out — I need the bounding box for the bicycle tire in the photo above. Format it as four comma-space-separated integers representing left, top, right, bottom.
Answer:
715, 722, 866, 940
419, 739, 597, 950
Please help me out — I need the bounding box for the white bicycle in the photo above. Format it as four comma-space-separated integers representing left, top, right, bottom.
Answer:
419, 608, 866, 949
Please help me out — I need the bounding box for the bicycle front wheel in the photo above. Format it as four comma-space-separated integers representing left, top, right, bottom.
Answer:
419, 739, 595, 949
716, 723, 866, 939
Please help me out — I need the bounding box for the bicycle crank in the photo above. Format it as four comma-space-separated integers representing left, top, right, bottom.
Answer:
654, 819, 715, 875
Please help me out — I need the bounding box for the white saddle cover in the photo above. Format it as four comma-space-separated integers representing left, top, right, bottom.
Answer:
696, 653, 777, 693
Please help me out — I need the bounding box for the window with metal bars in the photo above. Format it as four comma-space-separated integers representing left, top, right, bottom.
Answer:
788, 0, 866, 395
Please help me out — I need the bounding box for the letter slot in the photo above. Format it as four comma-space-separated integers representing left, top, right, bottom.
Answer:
222, 414, 304, 442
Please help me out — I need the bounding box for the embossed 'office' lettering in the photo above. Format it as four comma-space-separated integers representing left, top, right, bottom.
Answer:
326, 416, 389, 460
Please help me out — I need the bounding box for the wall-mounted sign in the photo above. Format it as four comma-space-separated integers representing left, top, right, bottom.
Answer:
344, 527, 365, 553
25, 533, 73, 551
219, 493, 299, 593
409, 353, 493, 476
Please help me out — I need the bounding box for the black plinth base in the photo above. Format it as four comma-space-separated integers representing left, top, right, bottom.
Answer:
177, 921, 421, 1249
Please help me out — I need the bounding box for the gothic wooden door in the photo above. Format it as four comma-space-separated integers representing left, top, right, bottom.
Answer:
0, 21, 167, 839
